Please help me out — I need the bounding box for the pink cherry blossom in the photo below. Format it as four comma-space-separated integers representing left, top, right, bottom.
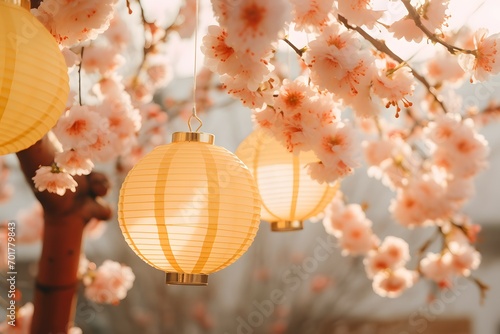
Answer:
55, 149, 94, 176
81, 44, 125, 76
364, 236, 410, 278
337, 0, 383, 29
308, 122, 360, 183
372, 268, 418, 298
33, 0, 119, 47
145, 62, 172, 89
103, 14, 130, 50
84, 260, 135, 305
15, 202, 44, 244
84, 218, 107, 239
253, 106, 279, 130
445, 177, 475, 208
61, 47, 81, 69
390, 174, 452, 227
426, 49, 466, 84
389, 0, 450, 43
174, 0, 197, 38
363, 139, 395, 167
305, 24, 373, 97
323, 199, 379, 256
338, 218, 379, 256
83, 127, 118, 163
274, 79, 316, 115
78, 255, 93, 278
459, 29, 500, 82
202, 25, 242, 77
447, 240, 481, 277
221, 74, 275, 109
32, 165, 78, 196
372, 60, 415, 118
427, 115, 489, 178
53, 105, 109, 151
323, 199, 367, 236
0, 158, 12, 203
388, 17, 425, 43
310, 274, 333, 293
221, 0, 290, 59
420, 252, 454, 288
290, 0, 333, 33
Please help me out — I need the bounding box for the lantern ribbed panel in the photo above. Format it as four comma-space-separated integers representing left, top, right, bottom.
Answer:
0, 2, 69, 155
236, 129, 338, 223
118, 140, 261, 275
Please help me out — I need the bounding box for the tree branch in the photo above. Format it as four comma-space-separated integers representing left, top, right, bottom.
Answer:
16, 138, 111, 333
337, 14, 448, 114
400, 0, 476, 56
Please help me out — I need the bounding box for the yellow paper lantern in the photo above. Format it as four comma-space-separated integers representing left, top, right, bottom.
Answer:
0, 0, 69, 155
236, 128, 338, 232
118, 132, 261, 285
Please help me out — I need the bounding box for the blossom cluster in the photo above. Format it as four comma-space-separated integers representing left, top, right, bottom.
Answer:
30, 0, 175, 196
0, 158, 12, 203
323, 194, 417, 297
201, 0, 496, 298
79, 257, 135, 305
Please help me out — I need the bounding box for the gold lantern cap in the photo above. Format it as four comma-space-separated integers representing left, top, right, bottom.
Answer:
165, 272, 208, 286
172, 132, 215, 144
271, 220, 304, 232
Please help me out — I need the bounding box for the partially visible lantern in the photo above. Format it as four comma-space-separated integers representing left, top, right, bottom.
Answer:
236, 128, 338, 232
0, 0, 69, 155
118, 132, 261, 285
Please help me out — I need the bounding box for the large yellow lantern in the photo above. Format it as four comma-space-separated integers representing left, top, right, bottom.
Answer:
236, 128, 338, 232
0, 0, 69, 155
118, 132, 261, 285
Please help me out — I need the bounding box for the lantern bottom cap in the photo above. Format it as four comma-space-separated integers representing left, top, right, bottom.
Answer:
165, 272, 209, 286
270, 220, 304, 232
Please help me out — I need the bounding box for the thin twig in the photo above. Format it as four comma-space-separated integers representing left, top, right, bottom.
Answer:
468, 276, 489, 305
283, 37, 305, 57
337, 14, 448, 114
78, 47, 85, 106
415, 228, 441, 273
400, 0, 476, 56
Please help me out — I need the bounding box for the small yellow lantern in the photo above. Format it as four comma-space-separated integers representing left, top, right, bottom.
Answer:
236, 128, 338, 232
118, 132, 261, 285
0, 0, 69, 155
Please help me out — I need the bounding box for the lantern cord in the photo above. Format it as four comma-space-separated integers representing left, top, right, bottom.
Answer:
188, 0, 203, 133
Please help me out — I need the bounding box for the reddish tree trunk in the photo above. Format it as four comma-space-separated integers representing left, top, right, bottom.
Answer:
16, 138, 111, 333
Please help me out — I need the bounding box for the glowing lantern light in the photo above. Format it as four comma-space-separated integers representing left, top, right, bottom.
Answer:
0, 0, 69, 155
118, 132, 261, 285
236, 128, 338, 232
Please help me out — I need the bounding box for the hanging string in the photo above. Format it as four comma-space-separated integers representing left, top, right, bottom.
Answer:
188, 0, 203, 132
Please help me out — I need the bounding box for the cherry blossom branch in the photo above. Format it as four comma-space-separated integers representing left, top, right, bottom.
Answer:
132, 0, 172, 84
337, 15, 448, 114
415, 228, 440, 273
400, 0, 476, 56
78, 47, 85, 106
16, 138, 111, 333
125, 0, 133, 14
283, 37, 305, 57
468, 276, 489, 305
